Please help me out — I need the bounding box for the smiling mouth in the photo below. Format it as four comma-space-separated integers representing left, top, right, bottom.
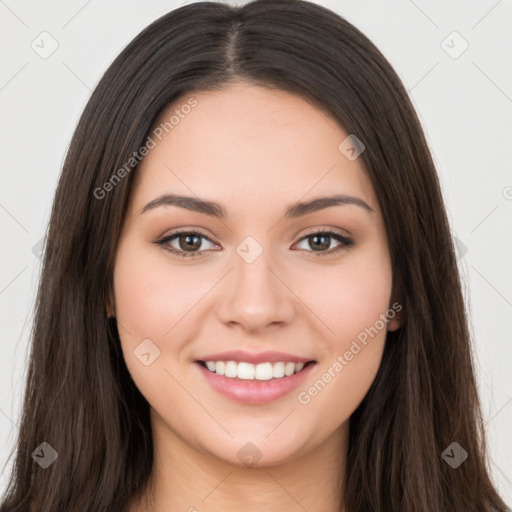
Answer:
197, 360, 316, 381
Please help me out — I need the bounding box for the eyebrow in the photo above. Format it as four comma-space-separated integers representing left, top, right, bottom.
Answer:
141, 193, 375, 218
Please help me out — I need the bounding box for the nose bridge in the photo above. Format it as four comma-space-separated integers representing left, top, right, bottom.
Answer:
235, 240, 274, 295
216, 235, 295, 331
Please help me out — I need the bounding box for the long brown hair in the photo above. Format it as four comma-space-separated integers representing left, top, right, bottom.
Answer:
1, 1, 508, 510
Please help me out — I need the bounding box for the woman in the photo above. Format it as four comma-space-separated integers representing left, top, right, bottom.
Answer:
1, 0, 508, 511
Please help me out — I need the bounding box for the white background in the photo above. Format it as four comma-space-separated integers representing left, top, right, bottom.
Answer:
1, 0, 511, 504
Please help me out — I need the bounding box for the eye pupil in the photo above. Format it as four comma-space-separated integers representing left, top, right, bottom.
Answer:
309, 234, 330, 251
179, 234, 202, 252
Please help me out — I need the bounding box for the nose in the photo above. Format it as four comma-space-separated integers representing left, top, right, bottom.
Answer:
215, 246, 296, 333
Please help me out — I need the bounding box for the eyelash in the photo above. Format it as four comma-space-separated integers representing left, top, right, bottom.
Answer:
153, 228, 354, 258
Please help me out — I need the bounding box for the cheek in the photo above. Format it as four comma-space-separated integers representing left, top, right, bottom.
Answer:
291, 246, 392, 420
111, 240, 200, 410
298, 248, 393, 349
295, 293, 390, 441
112, 239, 198, 343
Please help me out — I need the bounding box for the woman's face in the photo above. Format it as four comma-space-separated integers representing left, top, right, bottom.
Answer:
112, 82, 400, 467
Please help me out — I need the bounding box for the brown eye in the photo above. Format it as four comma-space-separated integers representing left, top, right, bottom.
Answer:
155, 230, 217, 258
294, 230, 354, 255
175, 233, 203, 252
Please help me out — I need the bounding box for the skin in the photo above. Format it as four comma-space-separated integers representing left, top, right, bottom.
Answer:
110, 81, 401, 512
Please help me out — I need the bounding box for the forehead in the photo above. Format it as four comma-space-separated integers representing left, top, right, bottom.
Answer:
130, 83, 377, 216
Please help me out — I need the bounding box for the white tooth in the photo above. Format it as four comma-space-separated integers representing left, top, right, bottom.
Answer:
225, 361, 238, 378
295, 362, 304, 373
215, 361, 226, 375
255, 362, 273, 380
210, 360, 306, 379
237, 362, 255, 380
272, 362, 285, 378
284, 362, 295, 376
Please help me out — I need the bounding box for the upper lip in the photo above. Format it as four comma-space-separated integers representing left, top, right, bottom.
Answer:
196, 350, 315, 365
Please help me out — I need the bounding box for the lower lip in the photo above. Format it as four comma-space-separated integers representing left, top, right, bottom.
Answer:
196, 362, 316, 405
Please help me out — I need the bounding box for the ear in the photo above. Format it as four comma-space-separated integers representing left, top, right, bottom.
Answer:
387, 279, 404, 332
